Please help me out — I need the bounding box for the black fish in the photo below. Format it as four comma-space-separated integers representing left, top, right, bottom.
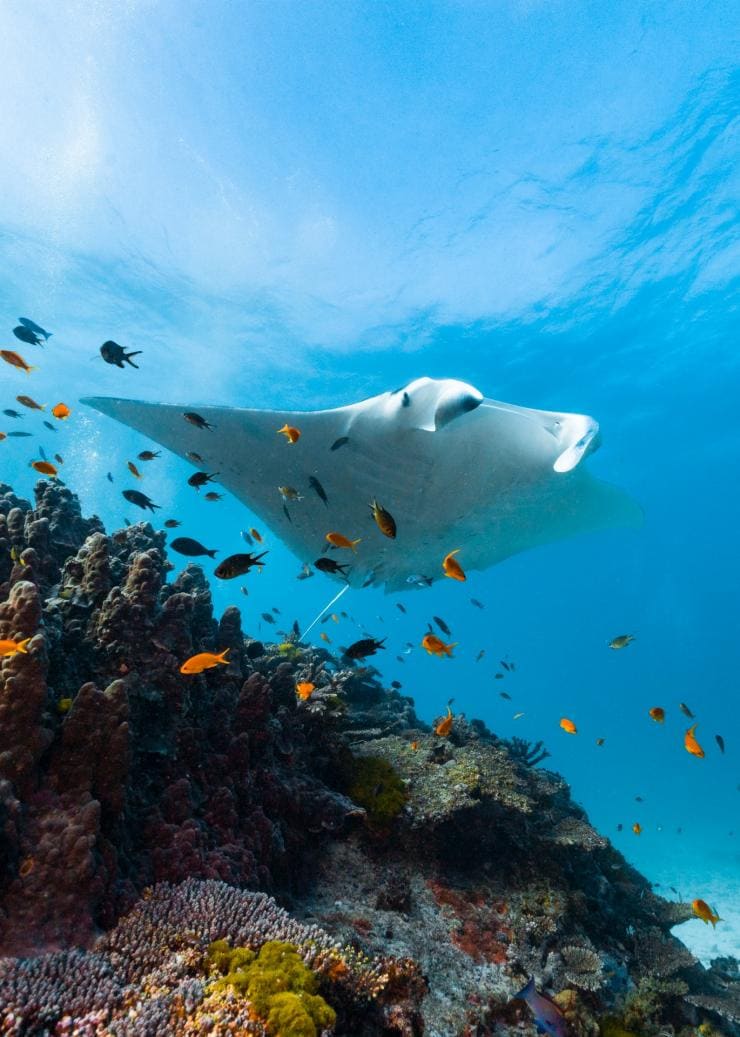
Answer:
635, 796, 644, 802
344, 636, 386, 660
19, 317, 52, 340
494, 672, 504, 679
3, 409, 22, 419
314, 557, 349, 576
54, 454, 63, 465
107, 472, 114, 483
122, 489, 160, 512
170, 536, 218, 559
272, 607, 280, 615
39, 446, 47, 460
43, 420, 57, 432
470, 598, 484, 609
186, 451, 204, 463
184, 411, 214, 430
679, 702, 695, 718
396, 655, 404, 663
13, 325, 43, 346
138, 450, 160, 461
164, 519, 181, 528
391, 680, 402, 689
321, 614, 332, 623
433, 616, 451, 636
475, 650, 485, 662
396, 603, 407, 614
617, 824, 623, 832
308, 476, 328, 506
188, 471, 219, 490
330, 436, 350, 451
715, 734, 725, 754
101, 340, 141, 368
501, 660, 511, 671
124, 518, 132, 526
214, 551, 268, 580
7, 431, 32, 437
261, 612, 276, 624
292, 620, 300, 637
499, 691, 511, 700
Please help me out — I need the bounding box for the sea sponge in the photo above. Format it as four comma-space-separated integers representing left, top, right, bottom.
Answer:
209, 939, 337, 1036
345, 755, 408, 826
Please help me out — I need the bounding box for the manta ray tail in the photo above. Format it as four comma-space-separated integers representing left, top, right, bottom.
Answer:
300, 584, 350, 641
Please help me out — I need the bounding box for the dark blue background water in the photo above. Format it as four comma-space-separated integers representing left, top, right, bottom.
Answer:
0, 1, 737, 960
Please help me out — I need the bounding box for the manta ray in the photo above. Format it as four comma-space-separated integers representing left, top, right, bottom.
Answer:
82, 377, 641, 593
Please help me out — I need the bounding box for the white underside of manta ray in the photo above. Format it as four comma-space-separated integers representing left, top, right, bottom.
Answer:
81, 377, 641, 593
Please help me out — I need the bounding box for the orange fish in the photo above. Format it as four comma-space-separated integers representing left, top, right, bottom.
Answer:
277, 423, 301, 444
684, 723, 705, 758
435, 706, 454, 738
179, 648, 230, 674
560, 717, 577, 735
30, 460, 57, 477
370, 499, 397, 539
127, 461, 142, 479
295, 681, 315, 701
410, 740, 419, 751
320, 632, 331, 643
442, 549, 466, 582
250, 528, 263, 543
0, 432, 6, 442
0, 637, 31, 657
326, 532, 362, 552
632, 822, 642, 835
1, 350, 35, 374
16, 395, 44, 411
649, 706, 665, 723
421, 633, 457, 657
692, 898, 721, 927
51, 403, 71, 420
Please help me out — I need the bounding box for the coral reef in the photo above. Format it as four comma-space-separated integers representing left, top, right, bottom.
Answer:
0, 481, 737, 1037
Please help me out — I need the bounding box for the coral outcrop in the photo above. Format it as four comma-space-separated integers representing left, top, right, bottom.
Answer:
0, 481, 737, 1037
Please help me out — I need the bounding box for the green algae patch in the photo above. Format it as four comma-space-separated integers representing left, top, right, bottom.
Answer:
207, 939, 336, 1036
346, 754, 408, 826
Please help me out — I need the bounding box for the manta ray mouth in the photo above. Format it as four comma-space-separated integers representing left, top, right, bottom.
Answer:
553, 422, 601, 473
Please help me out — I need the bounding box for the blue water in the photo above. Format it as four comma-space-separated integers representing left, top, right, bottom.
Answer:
0, 1, 738, 962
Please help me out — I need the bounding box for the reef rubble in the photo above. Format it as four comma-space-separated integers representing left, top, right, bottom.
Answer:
0, 481, 737, 1036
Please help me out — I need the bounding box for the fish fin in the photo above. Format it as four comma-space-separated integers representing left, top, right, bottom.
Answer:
16, 637, 31, 654
514, 976, 535, 1001
206, 549, 218, 558
218, 648, 230, 662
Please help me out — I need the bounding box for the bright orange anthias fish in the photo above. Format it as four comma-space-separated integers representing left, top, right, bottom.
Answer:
442, 549, 466, 581
434, 707, 454, 738
684, 723, 705, 758
692, 898, 721, 927
421, 633, 457, 657
0, 637, 31, 657
648, 706, 665, 723
560, 717, 577, 735
52, 403, 71, 419
180, 649, 230, 674
325, 532, 362, 552
277, 423, 301, 444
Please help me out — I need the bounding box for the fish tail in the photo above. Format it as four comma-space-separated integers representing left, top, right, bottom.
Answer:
206, 549, 218, 558
218, 648, 230, 663
124, 351, 141, 368
351, 539, 362, 551
16, 637, 31, 654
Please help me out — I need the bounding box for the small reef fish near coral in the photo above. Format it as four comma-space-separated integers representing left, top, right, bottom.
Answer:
0, 321, 736, 1037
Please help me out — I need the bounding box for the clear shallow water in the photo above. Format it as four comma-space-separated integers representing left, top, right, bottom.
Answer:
0, 1, 738, 964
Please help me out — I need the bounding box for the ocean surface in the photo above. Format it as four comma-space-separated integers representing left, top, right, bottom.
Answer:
0, 2, 738, 965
